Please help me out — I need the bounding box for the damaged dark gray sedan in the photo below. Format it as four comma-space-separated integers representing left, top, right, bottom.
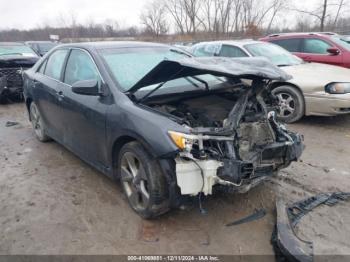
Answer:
23, 42, 304, 218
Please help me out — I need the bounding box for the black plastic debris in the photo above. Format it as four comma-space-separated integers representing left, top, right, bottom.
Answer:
273, 192, 350, 262
287, 192, 350, 228
5, 121, 19, 127
226, 208, 266, 227
273, 199, 313, 262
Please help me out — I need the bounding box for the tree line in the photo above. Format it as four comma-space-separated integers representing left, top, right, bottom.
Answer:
0, 0, 349, 42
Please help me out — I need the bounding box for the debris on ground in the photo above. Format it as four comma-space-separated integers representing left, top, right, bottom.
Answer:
226, 208, 266, 227
5, 121, 19, 127
273, 199, 313, 262
273, 193, 350, 262
287, 192, 350, 228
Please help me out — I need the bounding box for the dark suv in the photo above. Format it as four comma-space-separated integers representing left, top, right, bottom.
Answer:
260, 33, 350, 68
0, 42, 39, 101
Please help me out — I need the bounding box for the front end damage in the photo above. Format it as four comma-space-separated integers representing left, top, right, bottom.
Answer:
0, 56, 38, 102
169, 80, 303, 196
132, 57, 304, 197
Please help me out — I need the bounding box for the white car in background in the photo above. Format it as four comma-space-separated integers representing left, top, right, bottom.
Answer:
191, 40, 350, 123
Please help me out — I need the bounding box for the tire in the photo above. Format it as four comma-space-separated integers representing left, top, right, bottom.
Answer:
272, 85, 305, 123
118, 141, 170, 219
29, 102, 51, 142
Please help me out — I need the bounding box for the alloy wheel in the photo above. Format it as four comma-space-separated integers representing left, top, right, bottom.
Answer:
276, 92, 295, 117
120, 152, 150, 211
30, 104, 44, 139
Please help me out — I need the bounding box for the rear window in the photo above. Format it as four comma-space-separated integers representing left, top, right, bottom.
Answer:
192, 44, 221, 57
270, 38, 302, 52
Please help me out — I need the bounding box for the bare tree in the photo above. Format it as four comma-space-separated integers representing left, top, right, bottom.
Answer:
166, 0, 187, 34
332, 0, 347, 29
140, 0, 169, 36
291, 0, 348, 32
266, 0, 288, 32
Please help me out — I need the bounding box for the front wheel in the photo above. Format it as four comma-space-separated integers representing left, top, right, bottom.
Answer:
118, 141, 170, 219
272, 85, 305, 123
29, 102, 51, 142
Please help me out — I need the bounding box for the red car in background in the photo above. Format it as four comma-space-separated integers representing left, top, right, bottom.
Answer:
260, 33, 350, 68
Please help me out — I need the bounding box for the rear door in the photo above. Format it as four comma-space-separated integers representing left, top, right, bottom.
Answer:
300, 38, 343, 66
59, 48, 108, 167
32, 49, 69, 140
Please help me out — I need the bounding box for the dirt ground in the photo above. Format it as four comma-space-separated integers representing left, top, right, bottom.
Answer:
0, 103, 350, 257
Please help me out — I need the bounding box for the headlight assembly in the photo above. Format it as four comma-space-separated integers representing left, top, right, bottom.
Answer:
168, 131, 194, 151
325, 82, 350, 94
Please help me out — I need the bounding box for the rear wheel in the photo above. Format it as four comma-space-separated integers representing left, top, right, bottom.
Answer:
272, 85, 305, 123
29, 102, 51, 142
118, 141, 169, 219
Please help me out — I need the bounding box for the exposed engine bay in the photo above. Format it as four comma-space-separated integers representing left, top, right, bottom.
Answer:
146, 80, 304, 196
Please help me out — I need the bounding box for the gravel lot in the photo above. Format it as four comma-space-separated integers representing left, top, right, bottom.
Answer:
1, 103, 350, 256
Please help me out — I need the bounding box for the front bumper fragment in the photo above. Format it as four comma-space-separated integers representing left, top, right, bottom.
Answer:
273, 199, 313, 262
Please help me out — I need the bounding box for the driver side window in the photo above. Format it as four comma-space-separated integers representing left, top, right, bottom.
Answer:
303, 38, 332, 54
64, 49, 101, 86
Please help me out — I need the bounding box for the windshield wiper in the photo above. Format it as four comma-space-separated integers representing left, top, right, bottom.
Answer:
136, 68, 185, 104
190, 76, 209, 90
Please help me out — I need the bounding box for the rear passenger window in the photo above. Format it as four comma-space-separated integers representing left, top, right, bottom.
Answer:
44, 49, 69, 80
271, 39, 302, 52
219, 45, 248, 57
64, 49, 100, 86
303, 39, 332, 54
193, 44, 221, 57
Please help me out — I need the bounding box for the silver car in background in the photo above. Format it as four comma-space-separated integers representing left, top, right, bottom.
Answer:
191, 40, 350, 123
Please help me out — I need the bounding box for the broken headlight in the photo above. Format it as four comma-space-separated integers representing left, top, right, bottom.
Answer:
168, 131, 194, 151
325, 82, 350, 94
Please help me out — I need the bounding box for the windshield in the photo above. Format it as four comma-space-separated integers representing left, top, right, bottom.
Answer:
244, 43, 302, 66
101, 47, 191, 91
331, 36, 350, 51
0, 44, 37, 56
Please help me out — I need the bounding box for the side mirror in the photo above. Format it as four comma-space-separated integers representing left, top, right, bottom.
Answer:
327, 47, 340, 55
72, 79, 100, 96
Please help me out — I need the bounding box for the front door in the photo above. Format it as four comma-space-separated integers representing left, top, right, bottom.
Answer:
58, 49, 108, 167
300, 38, 343, 66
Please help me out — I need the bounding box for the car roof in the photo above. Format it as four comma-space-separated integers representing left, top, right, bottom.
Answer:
194, 39, 264, 48
0, 42, 26, 46
264, 32, 338, 39
58, 41, 169, 50
25, 41, 56, 44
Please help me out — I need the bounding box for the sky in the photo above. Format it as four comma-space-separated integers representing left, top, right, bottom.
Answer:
0, 0, 328, 31
0, 0, 149, 30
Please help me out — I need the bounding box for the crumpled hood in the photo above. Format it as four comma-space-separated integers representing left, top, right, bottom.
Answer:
282, 62, 350, 87
0, 55, 39, 68
129, 57, 292, 92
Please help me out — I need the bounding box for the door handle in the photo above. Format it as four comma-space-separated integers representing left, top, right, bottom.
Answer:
56, 91, 65, 100
33, 79, 39, 87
